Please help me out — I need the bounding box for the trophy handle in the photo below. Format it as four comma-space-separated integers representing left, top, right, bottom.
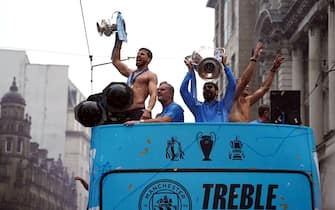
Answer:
196, 132, 203, 143
209, 132, 216, 144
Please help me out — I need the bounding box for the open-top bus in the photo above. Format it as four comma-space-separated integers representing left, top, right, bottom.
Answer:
86, 122, 321, 210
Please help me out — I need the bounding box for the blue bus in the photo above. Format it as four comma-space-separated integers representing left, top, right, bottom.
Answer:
86, 122, 321, 210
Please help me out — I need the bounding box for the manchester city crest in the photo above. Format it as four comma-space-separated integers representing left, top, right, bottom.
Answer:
139, 179, 192, 210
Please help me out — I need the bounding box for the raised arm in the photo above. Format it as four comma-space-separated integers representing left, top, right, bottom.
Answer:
180, 58, 198, 114
248, 54, 285, 105
111, 37, 133, 77
235, 41, 264, 99
222, 65, 236, 110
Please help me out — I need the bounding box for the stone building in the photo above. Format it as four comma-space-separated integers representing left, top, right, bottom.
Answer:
65, 80, 91, 210
0, 49, 90, 210
207, 0, 260, 120
0, 78, 77, 210
207, 0, 335, 208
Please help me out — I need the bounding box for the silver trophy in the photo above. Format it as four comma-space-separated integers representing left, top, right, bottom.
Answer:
186, 47, 226, 80
96, 19, 117, 37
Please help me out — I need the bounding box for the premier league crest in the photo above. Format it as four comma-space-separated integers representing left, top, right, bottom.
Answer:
166, 137, 185, 161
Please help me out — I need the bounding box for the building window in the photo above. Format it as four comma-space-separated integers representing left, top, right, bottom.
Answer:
31, 168, 35, 182
9, 124, 14, 132
5, 137, 13, 153
17, 138, 23, 153
0, 166, 7, 177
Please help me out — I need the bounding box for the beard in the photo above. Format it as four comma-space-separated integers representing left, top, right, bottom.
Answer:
158, 96, 166, 104
203, 92, 215, 102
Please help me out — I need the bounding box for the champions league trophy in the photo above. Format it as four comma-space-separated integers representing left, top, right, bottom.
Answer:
185, 47, 226, 80
197, 132, 216, 161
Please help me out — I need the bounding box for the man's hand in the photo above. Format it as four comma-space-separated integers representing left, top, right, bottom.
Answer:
221, 54, 228, 67
271, 55, 285, 72
124, 120, 139, 126
251, 41, 264, 60
141, 110, 152, 120
184, 56, 193, 72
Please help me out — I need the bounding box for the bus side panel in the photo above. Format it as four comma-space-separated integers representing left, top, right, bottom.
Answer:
87, 123, 321, 210
100, 171, 313, 210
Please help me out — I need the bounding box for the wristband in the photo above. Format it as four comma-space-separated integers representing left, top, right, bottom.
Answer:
140, 119, 145, 122
145, 108, 152, 112
250, 58, 257, 62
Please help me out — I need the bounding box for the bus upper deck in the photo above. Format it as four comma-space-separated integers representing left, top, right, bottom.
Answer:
87, 122, 321, 210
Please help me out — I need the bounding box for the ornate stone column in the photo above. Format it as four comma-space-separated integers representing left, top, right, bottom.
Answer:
308, 25, 323, 145
259, 47, 277, 105
328, 1, 335, 131
278, 41, 292, 90
292, 47, 305, 124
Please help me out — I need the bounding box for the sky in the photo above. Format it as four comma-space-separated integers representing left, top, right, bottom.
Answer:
0, 0, 214, 122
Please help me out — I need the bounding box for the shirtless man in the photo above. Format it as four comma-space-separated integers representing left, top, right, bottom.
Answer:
229, 42, 285, 122
111, 36, 158, 122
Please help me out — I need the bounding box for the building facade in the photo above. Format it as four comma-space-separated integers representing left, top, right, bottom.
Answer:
0, 79, 77, 210
207, 0, 259, 120
207, 0, 335, 208
0, 49, 90, 210
0, 49, 69, 159
65, 80, 91, 210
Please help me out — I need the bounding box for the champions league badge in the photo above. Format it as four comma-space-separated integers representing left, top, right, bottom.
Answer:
197, 132, 216, 161
139, 179, 192, 210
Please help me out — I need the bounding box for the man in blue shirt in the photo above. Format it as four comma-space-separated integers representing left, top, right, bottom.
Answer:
125, 81, 184, 125
180, 54, 236, 122
250, 104, 270, 124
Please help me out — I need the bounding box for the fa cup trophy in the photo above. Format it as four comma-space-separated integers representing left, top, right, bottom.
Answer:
96, 19, 117, 37
96, 11, 127, 42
